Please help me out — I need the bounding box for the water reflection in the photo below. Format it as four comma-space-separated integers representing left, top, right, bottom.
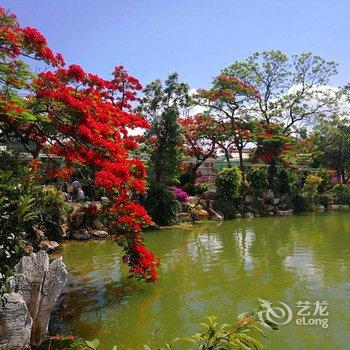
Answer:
52, 211, 350, 350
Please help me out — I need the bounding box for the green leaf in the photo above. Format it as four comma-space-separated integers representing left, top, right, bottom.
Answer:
85, 338, 100, 349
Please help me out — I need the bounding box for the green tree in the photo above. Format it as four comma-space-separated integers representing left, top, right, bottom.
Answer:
213, 168, 242, 219
311, 116, 350, 183
140, 73, 189, 184
220, 50, 341, 188
140, 73, 189, 225
222, 50, 340, 134
197, 74, 258, 180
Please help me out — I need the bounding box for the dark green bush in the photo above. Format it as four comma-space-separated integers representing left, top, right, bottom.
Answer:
315, 194, 331, 208
292, 194, 308, 212
333, 184, 350, 205
276, 166, 298, 195
0, 153, 67, 294
183, 182, 196, 195
213, 168, 242, 219
179, 172, 194, 186
314, 168, 332, 193
144, 183, 181, 226
247, 166, 268, 197
195, 183, 208, 195
183, 182, 208, 196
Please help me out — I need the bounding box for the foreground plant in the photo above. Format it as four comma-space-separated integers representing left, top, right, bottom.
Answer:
55, 312, 276, 350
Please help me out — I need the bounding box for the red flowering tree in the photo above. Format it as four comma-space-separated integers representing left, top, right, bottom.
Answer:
179, 113, 217, 181
0, 8, 158, 282
253, 122, 293, 188
197, 74, 259, 181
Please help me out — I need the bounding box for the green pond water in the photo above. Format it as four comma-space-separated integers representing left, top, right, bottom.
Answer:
54, 210, 350, 350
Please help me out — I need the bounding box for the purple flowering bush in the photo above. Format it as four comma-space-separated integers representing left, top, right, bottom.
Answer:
171, 186, 190, 202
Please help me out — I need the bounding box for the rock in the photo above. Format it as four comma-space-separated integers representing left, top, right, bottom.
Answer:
191, 208, 209, 221
330, 204, 349, 210
60, 223, 69, 238
0, 292, 32, 350
201, 190, 216, 200
268, 211, 275, 216
38, 240, 60, 253
90, 230, 109, 238
92, 218, 104, 230
7, 251, 68, 347
265, 205, 275, 211
276, 209, 293, 216
32, 226, 45, 241
199, 199, 211, 209
178, 212, 192, 222
32, 257, 67, 346
244, 212, 254, 218
234, 213, 242, 218
207, 208, 223, 221
69, 209, 85, 229
188, 196, 200, 206
72, 229, 91, 240
254, 213, 260, 218
318, 205, 325, 211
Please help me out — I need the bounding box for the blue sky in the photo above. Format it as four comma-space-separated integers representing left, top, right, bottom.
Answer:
3, 0, 350, 88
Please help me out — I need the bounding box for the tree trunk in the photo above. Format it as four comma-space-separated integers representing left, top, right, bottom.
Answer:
224, 149, 231, 168
236, 145, 245, 183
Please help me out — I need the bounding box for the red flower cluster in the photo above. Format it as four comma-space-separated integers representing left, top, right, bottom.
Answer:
0, 7, 158, 282
123, 242, 159, 282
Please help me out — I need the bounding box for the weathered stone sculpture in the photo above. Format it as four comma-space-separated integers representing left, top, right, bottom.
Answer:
0, 293, 32, 350
0, 251, 68, 349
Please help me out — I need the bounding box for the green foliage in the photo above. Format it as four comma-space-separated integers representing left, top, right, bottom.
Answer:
141, 74, 190, 224
195, 183, 208, 195
276, 167, 298, 195
144, 183, 181, 226
0, 152, 66, 294
60, 313, 275, 350
292, 194, 309, 213
247, 166, 268, 197
141, 73, 189, 185
183, 182, 209, 196
179, 172, 194, 186
311, 117, 350, 182
213, 168, 242, 219
300, 174, 323, 210
314, 168, 333, 193
222, 51, 339, 131
315, 194, 331, 208
332, 184, 350, 205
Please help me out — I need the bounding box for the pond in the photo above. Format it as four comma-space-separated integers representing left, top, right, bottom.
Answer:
53, 210, 350, 350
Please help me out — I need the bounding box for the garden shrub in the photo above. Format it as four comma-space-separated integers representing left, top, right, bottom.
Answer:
276, 166, 298, 195
213, 168, 242, 219
251, 197, 268, 215
332, 184, 350, 205
0, 153, 68, 295
179, 172, 194, 186
292, 194, 309, 212
171, 186, 189, 202
315, 194, 331, 208
247, 165, 268, 197
301, 174, 322, 210
315, 168, 333, 193
195, 183, 208, 195
183, 182, 208, 196
144, 183, 181, 226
